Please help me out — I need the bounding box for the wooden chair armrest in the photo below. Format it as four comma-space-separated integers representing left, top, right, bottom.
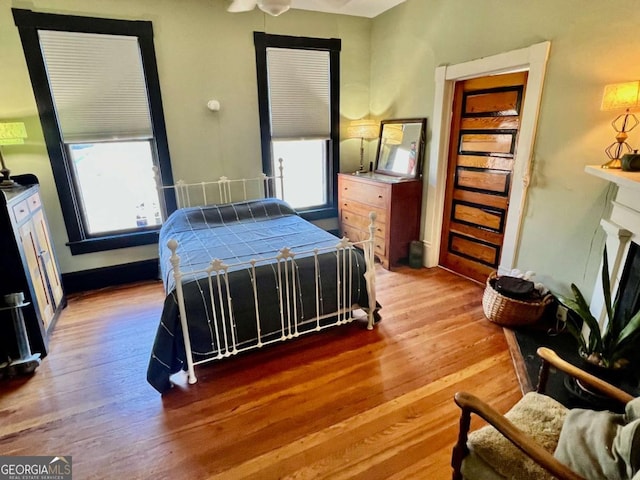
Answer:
536, 347, 634, 404
453, 392, 585, 480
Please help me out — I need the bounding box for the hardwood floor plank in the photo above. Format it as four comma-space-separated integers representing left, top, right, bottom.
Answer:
0, 266, 521, 479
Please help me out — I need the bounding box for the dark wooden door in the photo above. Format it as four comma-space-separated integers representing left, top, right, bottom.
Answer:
439, 72, 528, 283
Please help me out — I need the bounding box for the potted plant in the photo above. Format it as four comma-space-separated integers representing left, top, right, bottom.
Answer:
556, 247, 640, 370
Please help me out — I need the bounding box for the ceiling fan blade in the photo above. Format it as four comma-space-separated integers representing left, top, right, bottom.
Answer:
322, 0, 351, 6
257, 0, 291, 16
227, 0, 257, 12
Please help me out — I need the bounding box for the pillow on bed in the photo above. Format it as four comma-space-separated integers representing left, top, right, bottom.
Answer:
553, 397, 640, 480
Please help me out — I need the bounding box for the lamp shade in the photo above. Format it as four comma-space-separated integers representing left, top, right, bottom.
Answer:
382, 124, 404, 145
0, 122, 27, 145
257, 0, 291, 16
346, 119, 379, 140
601, 81, 640, 111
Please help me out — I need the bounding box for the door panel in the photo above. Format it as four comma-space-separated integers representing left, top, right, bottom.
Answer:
449, 234, 500, 266
19, 220, 53, 329
452, 202, 504, 232
463, 90, 521, 116
439, 71, 528, 283
32, 209, 63, 307
455, 168, 511, 195
456, 155, 514, 170
459, 131, 516, 155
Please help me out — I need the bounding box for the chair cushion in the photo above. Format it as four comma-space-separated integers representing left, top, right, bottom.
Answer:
553, 396, 640, 480
460, 451, 507, 480
465, 392, 568, 480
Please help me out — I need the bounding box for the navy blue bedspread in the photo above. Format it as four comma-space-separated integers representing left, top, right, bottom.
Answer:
147, 198, 372, 393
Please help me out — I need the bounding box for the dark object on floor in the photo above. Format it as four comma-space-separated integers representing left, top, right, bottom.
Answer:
513, 326, 640, 412
409, 240, 423, 268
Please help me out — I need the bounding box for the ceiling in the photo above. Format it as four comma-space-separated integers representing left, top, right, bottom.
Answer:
290, 0, 406, 18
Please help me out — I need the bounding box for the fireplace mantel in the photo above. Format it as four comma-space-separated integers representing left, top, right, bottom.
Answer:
585, 165, 640, 325
585, 166, 640, 191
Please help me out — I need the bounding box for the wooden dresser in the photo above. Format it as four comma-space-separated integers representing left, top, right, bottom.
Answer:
0, 177, 65, 358
338, 172, 422, 270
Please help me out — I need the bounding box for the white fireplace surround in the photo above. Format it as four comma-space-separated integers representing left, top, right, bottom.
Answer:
585, 166, 640, 326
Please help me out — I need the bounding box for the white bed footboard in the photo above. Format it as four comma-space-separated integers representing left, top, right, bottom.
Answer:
167, 213, 378, 386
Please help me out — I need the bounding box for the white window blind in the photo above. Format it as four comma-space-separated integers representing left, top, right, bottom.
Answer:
39, 30, 152, 142
267, 47, 330, 139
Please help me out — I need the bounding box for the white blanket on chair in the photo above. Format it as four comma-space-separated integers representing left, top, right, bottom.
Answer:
554, 397, 640, 480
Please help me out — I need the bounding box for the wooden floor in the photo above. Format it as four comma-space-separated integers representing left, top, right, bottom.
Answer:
0, 266, 522, 479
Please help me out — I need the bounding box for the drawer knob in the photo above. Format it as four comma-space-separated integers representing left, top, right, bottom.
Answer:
378, 195, 383, 199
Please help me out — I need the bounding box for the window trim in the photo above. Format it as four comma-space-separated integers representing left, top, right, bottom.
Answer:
13, 9, 176, 255
254, 32, 341, 221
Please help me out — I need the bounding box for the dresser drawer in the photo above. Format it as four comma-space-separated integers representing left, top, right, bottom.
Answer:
339, 199, 387, 225
340, 178, 388, 208
12, 200, 30, 224
342, 224, 386, 257
27, 192, 42, 212
340, 210, 386, 239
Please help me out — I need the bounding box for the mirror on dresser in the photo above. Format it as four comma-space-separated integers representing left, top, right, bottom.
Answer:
374, 118, 427, 179
338, 118, 426, 270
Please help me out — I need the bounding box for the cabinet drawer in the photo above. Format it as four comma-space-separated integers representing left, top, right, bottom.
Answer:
340, 180, 388, 208
27, 192, 42, 212
340, 210, 386, 239
341, 223, 386, 257
12, 200, 30, 224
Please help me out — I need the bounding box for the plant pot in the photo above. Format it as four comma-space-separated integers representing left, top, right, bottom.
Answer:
578, 350, 628, 385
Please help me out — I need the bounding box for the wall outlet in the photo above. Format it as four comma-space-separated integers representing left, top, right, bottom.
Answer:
555, 304, 568, 323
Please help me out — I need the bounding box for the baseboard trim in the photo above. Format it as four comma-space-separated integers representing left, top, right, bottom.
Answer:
503, 328, 534, 394
62, 259, 160, 294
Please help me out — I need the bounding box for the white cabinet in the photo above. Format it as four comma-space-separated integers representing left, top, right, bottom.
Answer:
1, 180, 65, 357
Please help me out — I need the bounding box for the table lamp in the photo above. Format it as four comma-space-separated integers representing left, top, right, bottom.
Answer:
0, 122, 28, 188
347, 119, 379, 172
600, 81, 640, 169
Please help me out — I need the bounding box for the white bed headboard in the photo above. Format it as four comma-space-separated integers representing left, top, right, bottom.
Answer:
155, 159, 284, 209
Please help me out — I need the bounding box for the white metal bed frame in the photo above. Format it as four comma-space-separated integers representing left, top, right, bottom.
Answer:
157, 168, 378, 385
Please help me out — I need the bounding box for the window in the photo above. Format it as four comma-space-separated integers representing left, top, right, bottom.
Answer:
254, 33, 340, 219
67, 141, 161, 234
272, 139, 327, 208
13, 9, 176, 255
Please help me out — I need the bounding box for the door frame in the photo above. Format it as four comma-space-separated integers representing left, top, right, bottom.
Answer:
424, 41, 551, 274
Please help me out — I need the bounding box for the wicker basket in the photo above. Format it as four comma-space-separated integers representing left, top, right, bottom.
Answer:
482, 271, 553, 326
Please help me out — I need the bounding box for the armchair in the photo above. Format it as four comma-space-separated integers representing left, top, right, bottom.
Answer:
451, 347, 636, 480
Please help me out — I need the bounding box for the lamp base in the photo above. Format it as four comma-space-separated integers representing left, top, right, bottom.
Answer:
0, 178, 17, 189
601, 158, 622, 169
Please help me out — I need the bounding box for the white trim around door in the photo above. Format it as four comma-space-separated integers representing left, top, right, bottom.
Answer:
424, 41, 551, 275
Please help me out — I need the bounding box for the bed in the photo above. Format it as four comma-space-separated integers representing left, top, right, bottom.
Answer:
146, 174, 379, 393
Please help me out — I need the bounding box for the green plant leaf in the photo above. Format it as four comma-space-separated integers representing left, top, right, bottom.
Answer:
561, 315, 587, 352
602, 245, 614, 329
611, 328, 640, 363
612, 308, 640, 352
569, 283, 603, 353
